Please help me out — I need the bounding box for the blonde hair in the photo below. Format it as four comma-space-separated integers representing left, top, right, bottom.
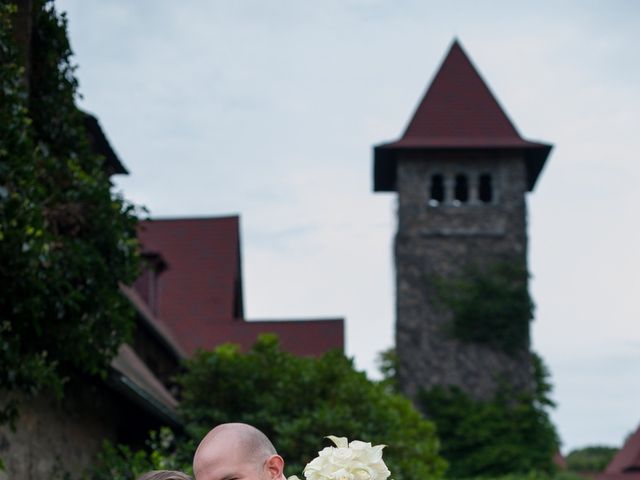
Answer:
136, 471, 192, 480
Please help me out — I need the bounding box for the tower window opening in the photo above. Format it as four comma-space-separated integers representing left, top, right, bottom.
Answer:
454, 174, 469, 203
479, 173, 493, 203
429, 174, 444, 206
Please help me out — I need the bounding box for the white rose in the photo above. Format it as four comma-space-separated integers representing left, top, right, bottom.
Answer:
370, 461, 390, 480
331, 447, 356, 466
370, 447, 386, 464
350, 463, 374, 480
304, 456, 326, 480
331, 468, 354, 480
318, 447, 334, 457
349, 441, 372, 451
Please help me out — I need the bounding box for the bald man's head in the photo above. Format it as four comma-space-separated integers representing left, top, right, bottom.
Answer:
193, 423, 284, 480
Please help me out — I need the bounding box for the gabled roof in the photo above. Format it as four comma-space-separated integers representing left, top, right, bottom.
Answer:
137, 216, 244, 355
82, 112, 129, 175
136, 216, 343, 356
374, 39, 551, 192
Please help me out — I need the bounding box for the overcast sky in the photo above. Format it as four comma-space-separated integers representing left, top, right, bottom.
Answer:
57, 0, 640, 452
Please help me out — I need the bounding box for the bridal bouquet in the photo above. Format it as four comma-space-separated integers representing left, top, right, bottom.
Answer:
290, 436, 392, 480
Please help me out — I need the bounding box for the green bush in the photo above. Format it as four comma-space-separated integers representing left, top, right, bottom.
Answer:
566, 446, 618, 473
420, 355, 559, 478
447, 472, 584, 480
87, 428, 192, 480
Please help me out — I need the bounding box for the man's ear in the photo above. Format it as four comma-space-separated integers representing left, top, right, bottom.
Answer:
264, 454, 285, 480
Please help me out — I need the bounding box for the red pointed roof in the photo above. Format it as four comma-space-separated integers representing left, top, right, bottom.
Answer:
402, 40, 522, 142
373, 39, 551, 192
605, 424, 640, 475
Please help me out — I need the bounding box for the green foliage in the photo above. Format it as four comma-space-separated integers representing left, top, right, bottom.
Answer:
87, 428, 192, 480
420, 354, 559, 478
122, 335, 440, 480
435, 262, 533, 355
376, 347, 399, 393
0, 0, 140, 426
448, 471, 584, 480
565, 446, 618, 473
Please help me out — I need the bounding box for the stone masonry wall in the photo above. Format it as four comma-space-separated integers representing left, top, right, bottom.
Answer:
395, 151, 533, 401
0, 384, 118, 480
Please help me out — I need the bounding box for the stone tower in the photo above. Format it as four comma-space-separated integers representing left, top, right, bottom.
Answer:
373, 40, 552, 401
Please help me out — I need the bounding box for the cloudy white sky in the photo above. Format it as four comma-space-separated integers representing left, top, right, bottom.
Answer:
57, 0, 640, 452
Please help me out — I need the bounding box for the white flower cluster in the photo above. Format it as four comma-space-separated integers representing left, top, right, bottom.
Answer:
293, 436, 391, 480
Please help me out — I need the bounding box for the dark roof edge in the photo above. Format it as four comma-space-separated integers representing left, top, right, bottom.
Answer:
106, 369, 182, 429
373, 143, 552, 192
81, 111, 128, 175
143, 214, 241, 222
247, 317, 344, 324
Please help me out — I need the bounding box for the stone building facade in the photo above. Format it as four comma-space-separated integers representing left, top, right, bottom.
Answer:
373, 40, 552, 400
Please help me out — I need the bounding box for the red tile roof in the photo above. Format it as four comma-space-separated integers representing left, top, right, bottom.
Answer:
136, 216, 344, 357
222, 319, 344, 357
554, 451, 567, 470
374, 39, 551, 192
606, 424, 640, 474
598, 475, 640, 480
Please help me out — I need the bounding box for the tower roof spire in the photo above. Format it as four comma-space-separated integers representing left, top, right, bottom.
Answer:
373, 39, 552, 192
402, 39, 521, 142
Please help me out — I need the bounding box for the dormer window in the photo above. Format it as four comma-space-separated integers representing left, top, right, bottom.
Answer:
479, 173, 493, 203
429, 174, 445, 206
454, 174, 469, 204
134, 252, 167, 315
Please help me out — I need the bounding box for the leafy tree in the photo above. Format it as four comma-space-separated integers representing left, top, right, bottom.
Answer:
0, 0, 139, 427
376, 347, 399, 393
566, 446, 618, 473
179, 335, 446, 480
420, 354, 560, 478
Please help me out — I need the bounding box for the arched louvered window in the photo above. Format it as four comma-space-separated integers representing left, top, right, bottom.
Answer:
454, 174, 469, 203
479, 173, 493, 203
429, 174, 444, 205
